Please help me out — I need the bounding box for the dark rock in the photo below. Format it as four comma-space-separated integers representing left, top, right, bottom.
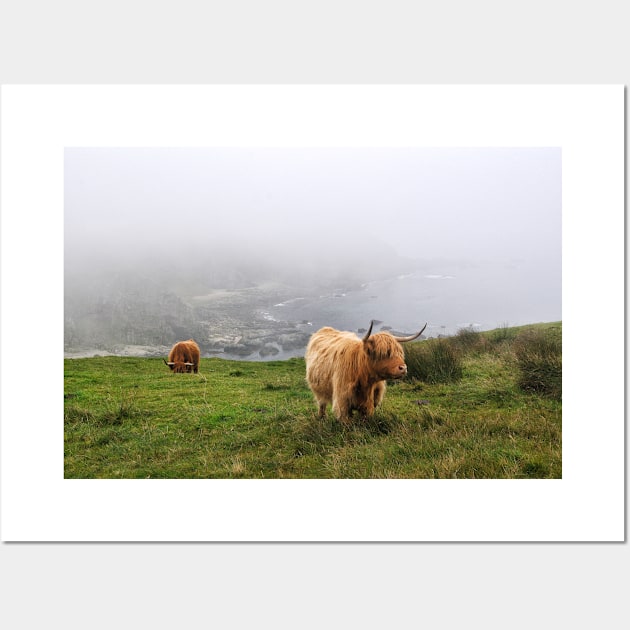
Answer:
259, 344, 280, 357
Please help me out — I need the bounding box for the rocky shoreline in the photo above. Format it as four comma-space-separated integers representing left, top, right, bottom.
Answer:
64, 270, 434, 361
64, 283, 318, 361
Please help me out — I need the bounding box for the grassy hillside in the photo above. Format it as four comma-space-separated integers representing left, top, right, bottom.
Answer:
64, 323, 561, 478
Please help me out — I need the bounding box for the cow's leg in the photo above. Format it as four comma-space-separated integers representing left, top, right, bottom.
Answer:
331, 379, 354, 424
332, 397, 352, 424
373, 382, 386, 409
357, 397, 375, 420
317, 401, 327, 418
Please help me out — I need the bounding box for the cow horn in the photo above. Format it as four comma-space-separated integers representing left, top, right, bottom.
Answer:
184, 362, 194, 366
362, 320, 375, 341
164, 359, 175, 366
392, 323, 428, 343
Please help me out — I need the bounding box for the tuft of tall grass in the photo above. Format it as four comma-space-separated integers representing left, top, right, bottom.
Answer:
450, 326, 490, 354
490, 322, 515, 344
405, 338, 463, 384
65, 392, 140, 426
513, 328, 562, 399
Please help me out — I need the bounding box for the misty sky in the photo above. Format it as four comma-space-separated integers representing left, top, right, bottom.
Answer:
65, 147, 561, 274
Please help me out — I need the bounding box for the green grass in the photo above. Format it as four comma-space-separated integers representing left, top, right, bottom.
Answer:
404, 336, 464, 383
64, 323, 561, 479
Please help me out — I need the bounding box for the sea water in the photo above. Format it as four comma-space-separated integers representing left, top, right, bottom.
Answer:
262, 260, 561, 342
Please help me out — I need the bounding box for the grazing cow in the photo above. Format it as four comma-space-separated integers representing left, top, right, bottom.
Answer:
305, 320, 426, 423
163, 339, 200, 373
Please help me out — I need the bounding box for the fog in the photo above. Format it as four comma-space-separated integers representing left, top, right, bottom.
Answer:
64, 147, 561, 358
65, 147, 560, 265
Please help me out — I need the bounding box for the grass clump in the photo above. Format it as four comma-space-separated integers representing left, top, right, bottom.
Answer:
452, 326, 484, 352
489, 322, 516, 345
405, 337, 463, 383
514, 328, 562, 399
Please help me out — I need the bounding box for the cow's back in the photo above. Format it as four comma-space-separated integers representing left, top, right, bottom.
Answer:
183, 339, 200, 363
306, 327, 358, 365
305, 327, 361, 390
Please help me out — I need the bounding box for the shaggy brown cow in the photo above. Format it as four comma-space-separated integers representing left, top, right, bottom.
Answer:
305, 320, 426, 423
163, 339, 200, 373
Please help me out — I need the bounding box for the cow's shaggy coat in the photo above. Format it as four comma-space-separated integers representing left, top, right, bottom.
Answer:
164, 339, 200, 373
305, 321, 426, 422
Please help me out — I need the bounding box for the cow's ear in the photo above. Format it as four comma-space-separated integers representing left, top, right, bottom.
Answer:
363, 337, 375, 359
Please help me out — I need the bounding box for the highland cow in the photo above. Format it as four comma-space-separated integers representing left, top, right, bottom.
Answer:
305, 320, 427, 423
163, 339, 200, 373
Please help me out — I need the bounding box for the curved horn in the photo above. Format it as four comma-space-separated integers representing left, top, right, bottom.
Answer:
362, 320, 375, 342
164, 359, 175, 366
184, 362, 194, 366
392, 323, 427, 343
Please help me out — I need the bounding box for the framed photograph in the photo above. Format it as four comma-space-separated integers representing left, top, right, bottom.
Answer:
1, 85, 624, 541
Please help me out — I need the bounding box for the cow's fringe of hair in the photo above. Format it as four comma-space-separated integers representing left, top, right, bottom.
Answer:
365, 333, 406, 361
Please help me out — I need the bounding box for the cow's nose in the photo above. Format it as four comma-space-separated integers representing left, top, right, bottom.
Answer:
399, 364, 407, 374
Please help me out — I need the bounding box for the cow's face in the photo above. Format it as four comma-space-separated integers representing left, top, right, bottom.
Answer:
364, 334, 408, 380
170, 362, 193, 374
